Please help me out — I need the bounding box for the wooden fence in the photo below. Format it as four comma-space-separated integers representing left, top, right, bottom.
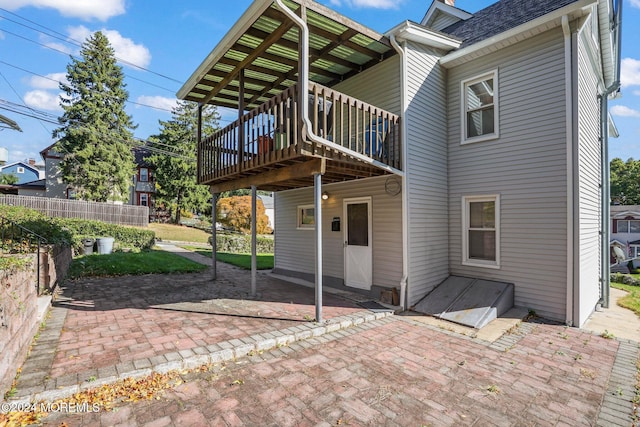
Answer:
0, 195, 149, 227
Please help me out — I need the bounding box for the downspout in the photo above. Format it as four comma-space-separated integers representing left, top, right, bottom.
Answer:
600, 0, 622, 308
562, 16, 576, 326
390, 33, 409, 311
272, 0, 404, 178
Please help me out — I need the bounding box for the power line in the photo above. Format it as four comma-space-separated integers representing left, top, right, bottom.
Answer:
0, 27, 177, 94
0, 7, 183, 84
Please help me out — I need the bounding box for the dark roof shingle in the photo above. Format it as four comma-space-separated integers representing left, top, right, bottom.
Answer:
441, 0, 579, 47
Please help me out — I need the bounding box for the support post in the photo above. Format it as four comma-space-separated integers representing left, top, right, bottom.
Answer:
314, 172, 323, 323
211, 191, 218, 280
251, 185, 257, 297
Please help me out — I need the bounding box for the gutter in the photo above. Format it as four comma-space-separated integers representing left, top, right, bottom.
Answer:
599, 0, 622, 309
389, 33, 409, 311
273, 0, 404, 178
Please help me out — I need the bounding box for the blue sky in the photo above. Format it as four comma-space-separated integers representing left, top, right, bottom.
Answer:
0, 0, 637, 165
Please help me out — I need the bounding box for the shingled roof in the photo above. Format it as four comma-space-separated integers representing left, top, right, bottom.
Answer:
440, 0, 580, 47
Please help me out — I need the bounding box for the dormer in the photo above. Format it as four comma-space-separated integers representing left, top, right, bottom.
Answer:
421, 0, 472, 32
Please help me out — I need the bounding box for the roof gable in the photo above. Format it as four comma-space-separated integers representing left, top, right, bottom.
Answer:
421, 1, 472, 31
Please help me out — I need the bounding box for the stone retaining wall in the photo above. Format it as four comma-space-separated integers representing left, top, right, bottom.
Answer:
0, 244, 72, 396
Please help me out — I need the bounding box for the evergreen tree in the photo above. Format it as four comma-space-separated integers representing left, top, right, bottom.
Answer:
148, 101, 219, 223
53, 31, 136, 202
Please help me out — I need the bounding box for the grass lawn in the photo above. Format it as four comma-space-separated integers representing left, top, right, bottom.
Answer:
611, 282, 640, 317
67, 250, 208, 279
183, 246, 274, 270
147, 223, 211, 244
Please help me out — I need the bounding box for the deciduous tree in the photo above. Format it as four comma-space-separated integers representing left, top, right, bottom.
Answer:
610, 158, 640, 205
217, 195, 272, 234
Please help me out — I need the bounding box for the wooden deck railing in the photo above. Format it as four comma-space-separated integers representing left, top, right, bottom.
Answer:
198, 82, 401, 185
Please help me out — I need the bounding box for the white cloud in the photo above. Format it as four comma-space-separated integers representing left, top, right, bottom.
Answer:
631, 0, 640, 9
621, 58, 640, 88
136, 96, 178, 112
29, 73, 68, 90
633, 90, 640, 97
0, 0, 125, 21
42, 40, 73, 55
611, 105, 640, 118
24, 90, 61, 111
68, 26, 151, 69
334, 0, 401, 8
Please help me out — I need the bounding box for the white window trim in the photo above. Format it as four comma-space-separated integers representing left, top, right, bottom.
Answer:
297, 204, 315, 230
16, 166, 25, 174
460, 69, 499, 144
462, 194, 500, 269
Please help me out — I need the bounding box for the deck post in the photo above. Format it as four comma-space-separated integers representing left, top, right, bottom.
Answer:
238, 69, 245, 172
211, 191, 218, 280
251, 185, 257, 297
314, 172, 323, 323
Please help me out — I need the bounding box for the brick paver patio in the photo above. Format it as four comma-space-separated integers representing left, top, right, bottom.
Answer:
6, 244, 640, 426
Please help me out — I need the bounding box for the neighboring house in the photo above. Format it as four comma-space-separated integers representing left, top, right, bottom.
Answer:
129, 147, 156, 209
258, 194, 275, 230
610, 205, 640, 261
178, 0, 621, 327
40, 142, 67, 199
40, 142, 156, 210
17, 179, 46, 197
0, 160, 44, 185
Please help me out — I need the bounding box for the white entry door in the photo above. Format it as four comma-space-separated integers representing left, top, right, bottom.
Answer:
344, 197, 372, 290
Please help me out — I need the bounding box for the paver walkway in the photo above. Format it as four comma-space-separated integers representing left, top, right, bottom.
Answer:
42, 315, 637, 426
6, 244, 640, 426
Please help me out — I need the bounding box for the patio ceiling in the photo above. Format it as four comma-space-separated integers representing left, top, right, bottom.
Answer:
177, 0, 396, 111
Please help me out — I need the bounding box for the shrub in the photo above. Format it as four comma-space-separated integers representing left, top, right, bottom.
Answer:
208, 233, 273, 254
611, 273, 640, 286
0, 204, 155, 254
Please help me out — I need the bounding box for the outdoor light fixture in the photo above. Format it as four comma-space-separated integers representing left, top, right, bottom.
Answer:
322, 191, 329, 200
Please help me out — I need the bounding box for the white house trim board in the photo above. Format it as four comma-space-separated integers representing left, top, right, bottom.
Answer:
386, 21, 461, 51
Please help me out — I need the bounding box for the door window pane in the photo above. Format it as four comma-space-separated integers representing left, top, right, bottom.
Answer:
347, 203, 368, 246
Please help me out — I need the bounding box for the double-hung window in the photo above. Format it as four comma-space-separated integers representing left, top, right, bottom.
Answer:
462, 195, 500, 268
461, 70, 499, 143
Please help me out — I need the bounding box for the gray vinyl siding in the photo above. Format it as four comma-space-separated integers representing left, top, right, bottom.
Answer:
404, 41, 450, 306
574, 31, 602, 326
429, 14, 462, 32
274, 175, 403, 289
447, 28, 569, 322
333, 56, 401, 115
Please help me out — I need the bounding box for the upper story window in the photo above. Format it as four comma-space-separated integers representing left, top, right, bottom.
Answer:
462, 194, 500, 269
617, 220, 640, 233
16, 166, 24, 174
139, 167, 149, 182
461, 70, 499, 144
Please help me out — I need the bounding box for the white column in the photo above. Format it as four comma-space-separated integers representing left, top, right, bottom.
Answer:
211, 192, 217, 280
314, 173, 323, 322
